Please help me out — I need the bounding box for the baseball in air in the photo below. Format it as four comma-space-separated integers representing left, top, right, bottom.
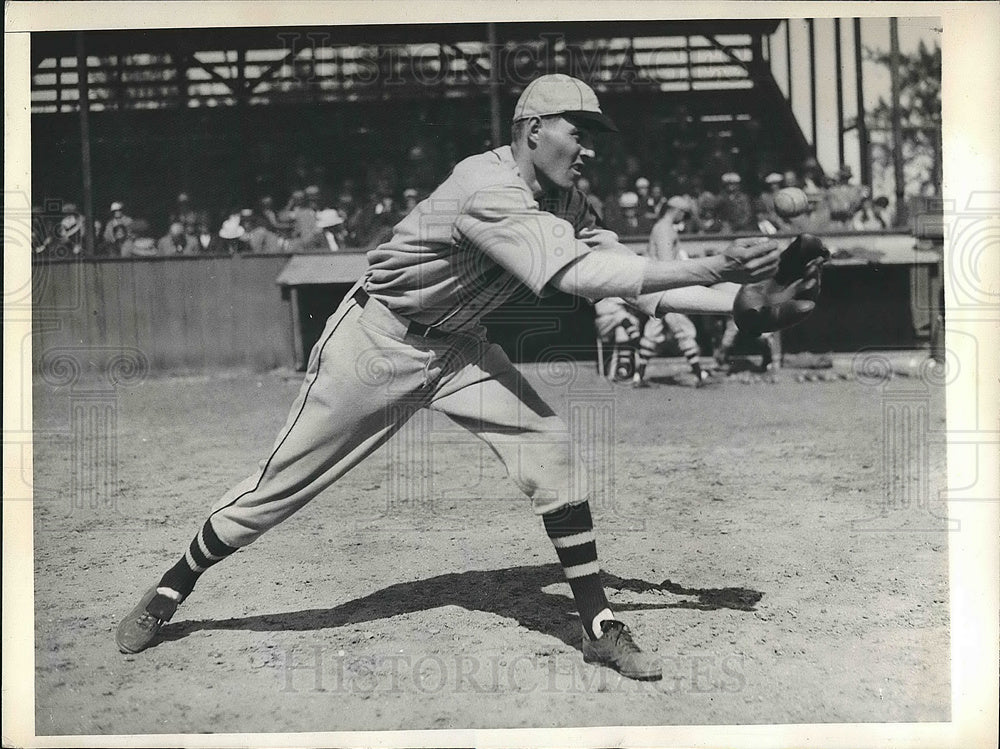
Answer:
773, 187, 810, 218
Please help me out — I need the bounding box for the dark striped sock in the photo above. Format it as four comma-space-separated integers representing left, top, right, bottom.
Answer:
637, 326, 659, 368
543, 501, 610, 640
158, 519, 238, 599
678, 338, 703, 376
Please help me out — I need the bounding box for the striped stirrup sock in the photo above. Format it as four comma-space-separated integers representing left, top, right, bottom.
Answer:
543, 501, 610, 640
157, 519, 238, 600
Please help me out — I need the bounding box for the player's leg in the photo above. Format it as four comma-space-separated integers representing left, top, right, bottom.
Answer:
663, 312, 708, 385
714, 317, 739, 368
427, 340, 661, 680
593, 298, 640, 382
635, 315, 665, 387
117, 291, 430, 652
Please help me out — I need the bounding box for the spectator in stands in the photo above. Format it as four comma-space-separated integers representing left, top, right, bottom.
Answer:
575, 176, 604, 223
59, 202, 92, 242
602, 174, 631, 220
292, 188, 320, 246
755, 172, 791, 234
872, 196, 893, 228
717, 172, 755, 233
193, 218, 214, 253
116, 223, 157, 258
606, 191, 642, 236
170, 193, 199, 228
305, 184, 324, 210
783, 169, 801, 189
674, 173, 704, 233
800, 157, 825, 194
210, 219, 250, 255
316, 208, 349, 252
257, 195, 285, 234
349, 179, 400, 249
280, 189, 305, 227
402, 187, 420, 214
851, 196, 888, 231
696, 191, 724, 234
102, 201, 134, 244
244, 214, 289, 254
157, 222, 199, 256
336, 188, 359, 227
647, 182, 667, 224
787, 188, 833, 233
826, 165, 867, 229
48, 214, 85, 257
635, 177, 657, 230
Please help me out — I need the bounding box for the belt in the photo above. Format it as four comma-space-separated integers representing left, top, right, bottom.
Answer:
352, 287, 450, 340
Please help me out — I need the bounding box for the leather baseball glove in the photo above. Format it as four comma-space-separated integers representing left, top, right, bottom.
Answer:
732, 233, 830, 336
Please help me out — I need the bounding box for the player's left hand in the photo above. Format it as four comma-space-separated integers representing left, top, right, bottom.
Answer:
732, 234, 830, 335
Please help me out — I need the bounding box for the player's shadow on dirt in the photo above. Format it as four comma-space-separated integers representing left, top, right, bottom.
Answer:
158, 564, 763, 651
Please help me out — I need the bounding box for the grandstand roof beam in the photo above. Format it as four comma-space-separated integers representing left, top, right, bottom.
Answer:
246, 47, 298, 95
188, 54, 239, 97
704, 35, 751, 74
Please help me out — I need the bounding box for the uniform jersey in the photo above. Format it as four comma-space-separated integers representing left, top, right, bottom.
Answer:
365, 146, 600, 333
646, 216, 685, 263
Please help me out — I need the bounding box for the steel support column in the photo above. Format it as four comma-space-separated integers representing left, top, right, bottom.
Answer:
76, 32, 95, 255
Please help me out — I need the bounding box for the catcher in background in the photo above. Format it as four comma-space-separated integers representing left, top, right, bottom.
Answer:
595, 196, 718, 387
635, 196, 710, 388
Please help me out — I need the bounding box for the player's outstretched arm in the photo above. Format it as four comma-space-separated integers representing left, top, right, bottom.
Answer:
549, 237, 781, 301
632, 283, 739, 317
640, 237, 781, 291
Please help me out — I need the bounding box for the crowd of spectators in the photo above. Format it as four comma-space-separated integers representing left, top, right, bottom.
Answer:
591, 160, 893, 239
30, 177, 419, 260
31, 154, 895, 261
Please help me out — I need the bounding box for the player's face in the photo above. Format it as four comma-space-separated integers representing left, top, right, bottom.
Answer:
534, 117, 595, 190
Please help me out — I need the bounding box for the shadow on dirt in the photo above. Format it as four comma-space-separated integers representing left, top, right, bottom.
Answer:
158, 564, 763, 651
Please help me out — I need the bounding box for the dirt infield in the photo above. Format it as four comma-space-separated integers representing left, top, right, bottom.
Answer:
32, 358, 949, 735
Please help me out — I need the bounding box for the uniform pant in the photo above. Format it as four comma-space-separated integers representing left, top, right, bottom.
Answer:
640, 313, 699, 355
207, 284, 587, 548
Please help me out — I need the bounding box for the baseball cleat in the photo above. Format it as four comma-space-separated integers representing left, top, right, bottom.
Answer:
115, 587, 178, 654
631, 374, 651, 389
582, 620, 662, 681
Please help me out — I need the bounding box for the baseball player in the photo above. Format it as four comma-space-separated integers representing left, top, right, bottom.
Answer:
116, 74, 818, 681
634, 196, 708, 388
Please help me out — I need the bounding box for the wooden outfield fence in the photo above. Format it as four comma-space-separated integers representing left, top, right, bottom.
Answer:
32, 254, 296, 374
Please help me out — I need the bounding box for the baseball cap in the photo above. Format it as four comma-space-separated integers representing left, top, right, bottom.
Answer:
722, 172, 741, 184
764, 173, 783, 184
110, 201, 124, 212
667, 195, 692, 212
512, 74, 619, 133
635, 177, 650, 190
